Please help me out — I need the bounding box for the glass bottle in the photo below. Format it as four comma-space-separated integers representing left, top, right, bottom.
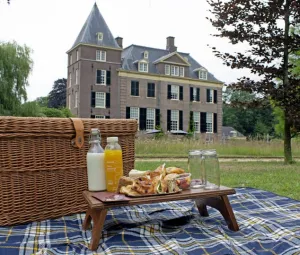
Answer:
104, 137, 123, 192
203, 149, 220, 190
188, 150, 205, 188
86, 128, 106, 191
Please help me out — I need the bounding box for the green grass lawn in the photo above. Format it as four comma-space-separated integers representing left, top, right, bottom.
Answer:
135, 139, 300, 158
134, 161, 300, 201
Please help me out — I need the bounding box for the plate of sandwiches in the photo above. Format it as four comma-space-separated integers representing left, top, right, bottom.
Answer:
117, 164, 191, 197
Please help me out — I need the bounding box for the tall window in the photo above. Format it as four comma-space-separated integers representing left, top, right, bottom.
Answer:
131, 81, 139, 96
147, 83, 155, 98
76, 50, 79, 61
165, 65, 170, 75
207, 89, 213, 103
75, 69, 79, 84
146, 108, 155, 130
171, 85, 179, 100
75, 91, 78, 108
179, 67, 184, 77
206, 113, 213, 133
139, 62, 148, 72
68, 94, 71, 109
171, 110, 179, 131
130, 107, 139, 124
193, 87, 197, 101
95, 92, 106, 108
96, 70, 106, 85
199, 70, 208, 80
69, 73, 72, 87
193, 112, 200, 133
96, 50, 106, 62
171, 66, 179, 76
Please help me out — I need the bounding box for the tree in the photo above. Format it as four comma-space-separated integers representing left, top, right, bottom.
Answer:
0, 41, 33, 115
35, 96, 49, 108
48, 78, 67, 108
207, 0, 300, 163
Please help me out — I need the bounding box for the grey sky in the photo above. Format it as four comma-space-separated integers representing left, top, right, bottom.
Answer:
0, 0, 252, 101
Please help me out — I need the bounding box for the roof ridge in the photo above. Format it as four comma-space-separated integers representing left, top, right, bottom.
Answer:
123, 44, 190, 55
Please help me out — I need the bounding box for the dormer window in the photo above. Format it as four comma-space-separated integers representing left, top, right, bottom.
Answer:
144, 51, 149, 59
97, 32, 103, 41
139, 61, 148, 72
199, 69, 208, 80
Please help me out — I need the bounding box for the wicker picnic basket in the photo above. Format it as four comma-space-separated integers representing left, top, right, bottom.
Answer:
0, 117, 137, 226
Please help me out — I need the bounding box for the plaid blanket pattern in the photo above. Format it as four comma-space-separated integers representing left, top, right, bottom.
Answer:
0, 188, 299, 255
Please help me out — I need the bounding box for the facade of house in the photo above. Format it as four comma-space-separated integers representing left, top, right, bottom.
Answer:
67, 3, 223, 140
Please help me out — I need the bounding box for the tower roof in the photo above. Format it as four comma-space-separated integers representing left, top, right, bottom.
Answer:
71, 3, 120, 49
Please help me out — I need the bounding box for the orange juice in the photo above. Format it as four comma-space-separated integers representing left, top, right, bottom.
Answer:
104, 137, 123, 192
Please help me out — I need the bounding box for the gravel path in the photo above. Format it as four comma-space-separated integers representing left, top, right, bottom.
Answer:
135, 157, 300, 162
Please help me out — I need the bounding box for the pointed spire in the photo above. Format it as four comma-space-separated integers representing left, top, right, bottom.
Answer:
71, 3, 120, 49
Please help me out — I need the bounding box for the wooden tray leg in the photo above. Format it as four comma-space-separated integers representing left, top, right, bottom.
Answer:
83, 208, 92, 230
89, 208, 108, 251
195, 195, 239, 231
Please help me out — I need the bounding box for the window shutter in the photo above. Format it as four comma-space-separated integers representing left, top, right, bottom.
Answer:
131, 81, 135, 96
206, 89, 210, 102
91, 115, 95, 119
96, 70, 101, 84
190, 87, 193, 102
167, 110, 171, 131
197, 88, 200, 101
147, 83, 150, 97
91, 92, 95, 107
106, 93, 110, 108
179, 110, 183, 130
200, 112, 206, 133
126, 107, 130, 119
214, 90, 218, 103
155, 109, 160, 127
167, 85, 171, 99
136, 81, 140, 96
139, 108, 146, 130
106, 116, 110, 119
214, 113, 217, 133
106, 71, 111, 85
179, 86, 183, 100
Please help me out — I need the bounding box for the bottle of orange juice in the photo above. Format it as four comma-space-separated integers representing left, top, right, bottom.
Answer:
104, 137, 123, 192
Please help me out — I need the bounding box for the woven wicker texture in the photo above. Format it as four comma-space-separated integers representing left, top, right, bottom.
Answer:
0, 117, 137, 226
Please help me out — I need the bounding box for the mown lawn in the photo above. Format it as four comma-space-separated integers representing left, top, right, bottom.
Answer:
134, 161, 300, 201
135, 138, 300, 158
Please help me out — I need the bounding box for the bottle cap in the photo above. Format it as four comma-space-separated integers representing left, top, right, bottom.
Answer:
189, 150, 202, 156
90, 128, 100, 135
202, 149, 217, 156
107, 137, 118, 143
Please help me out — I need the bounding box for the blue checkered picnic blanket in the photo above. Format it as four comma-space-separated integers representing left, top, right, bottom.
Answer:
0, 188, 299, 255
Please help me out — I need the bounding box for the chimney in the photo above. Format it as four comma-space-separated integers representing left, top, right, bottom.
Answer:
115, 37, 123, 48
166, 36, 177, 52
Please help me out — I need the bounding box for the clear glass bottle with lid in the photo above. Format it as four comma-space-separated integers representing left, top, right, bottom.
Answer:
188, 150, 205, 188
86, 128, 106, 191
203, 149, 220, 190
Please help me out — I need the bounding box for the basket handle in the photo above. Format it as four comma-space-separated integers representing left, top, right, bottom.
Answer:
70, 118, 85, 149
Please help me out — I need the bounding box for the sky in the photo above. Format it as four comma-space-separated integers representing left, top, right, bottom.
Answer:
0, 0, 254, 101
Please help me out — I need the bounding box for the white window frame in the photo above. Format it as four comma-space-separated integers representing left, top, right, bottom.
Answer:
208, 89, 213, 103
199, 70, 208, 80
206, 112, 213, 133
171, 85, 179, 100
96, 70, 106, 85
95, 92, 106, 108
69, 72, 72, 87
193, 111, 200, 133
171, 110, 179, 131
193, 87, 197, 102
75, 69, 79, 85
130, 107, 140, 127
75, 91, 78, 108
165, 65, 170, 75
95, 115, 105, 119
144, 51, 149, 59
146, 108, 155, 131
97, 32, 103, 41
179, 67, 184, 77
76, 50, 79, 61
138, 61, 148, 72
171, 66, 179, 76
96, 50, 106, 62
